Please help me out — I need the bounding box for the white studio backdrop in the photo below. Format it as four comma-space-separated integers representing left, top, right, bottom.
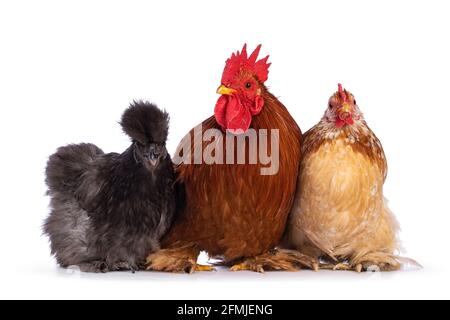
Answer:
0, 0, 449, 299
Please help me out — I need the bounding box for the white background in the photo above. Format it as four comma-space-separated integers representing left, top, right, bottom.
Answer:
0, 0, 449, 300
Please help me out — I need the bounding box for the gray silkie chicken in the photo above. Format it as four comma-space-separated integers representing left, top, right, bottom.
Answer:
43, 101, 176, 272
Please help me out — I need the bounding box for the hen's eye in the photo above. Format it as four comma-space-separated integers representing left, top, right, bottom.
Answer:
245, 82, 252, 89
328, 103, 333, 109
353, 99, 357, 104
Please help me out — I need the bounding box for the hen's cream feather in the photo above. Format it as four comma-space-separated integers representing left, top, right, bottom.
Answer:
287, 121, 399, 266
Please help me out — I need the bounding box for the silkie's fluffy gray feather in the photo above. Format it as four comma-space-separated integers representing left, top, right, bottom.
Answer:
44, 101, 176, 272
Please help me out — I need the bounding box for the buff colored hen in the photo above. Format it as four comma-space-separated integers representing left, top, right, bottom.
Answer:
285, 84, 418, 272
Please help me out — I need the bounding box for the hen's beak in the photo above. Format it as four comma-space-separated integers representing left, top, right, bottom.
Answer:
217, 85, 237, 95
338, 102, 353, 120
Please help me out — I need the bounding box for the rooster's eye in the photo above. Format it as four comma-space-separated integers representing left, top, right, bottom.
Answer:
245, 82, 252, 89
328, 103, 333, 109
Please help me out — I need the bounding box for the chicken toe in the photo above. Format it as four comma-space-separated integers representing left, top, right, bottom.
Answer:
230, 260, 265, 273
230, 249, 319, 273
351, 252, 401, 272
145, 244, 214, 273
109, 261, 137, 272
78, 261, 109, 273
194, 264, 216, 272
320, 262, 352, 271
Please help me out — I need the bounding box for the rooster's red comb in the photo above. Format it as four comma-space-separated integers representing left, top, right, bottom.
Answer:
221, 44, 271, 85
338, 83, 347, 102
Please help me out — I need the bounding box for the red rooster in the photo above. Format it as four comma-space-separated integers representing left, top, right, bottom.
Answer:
146, 45, 317, 273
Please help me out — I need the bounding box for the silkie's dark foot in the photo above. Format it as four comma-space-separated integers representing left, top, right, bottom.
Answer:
230, 249, 319, 273
110, 261, 137, 273
78, 261, 109, 273
145, 244, 215, 273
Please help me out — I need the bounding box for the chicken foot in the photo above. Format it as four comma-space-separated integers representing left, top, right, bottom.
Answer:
229, 249, 319, 273
351, 252, 402, 272
320, 261, 353, 271
76, 260, 140, 273
78, 261, 109, 273
321, 252, 402, 272
145, 244, 215, 273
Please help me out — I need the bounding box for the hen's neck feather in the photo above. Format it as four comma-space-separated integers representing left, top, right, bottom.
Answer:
303, 118, 387, 180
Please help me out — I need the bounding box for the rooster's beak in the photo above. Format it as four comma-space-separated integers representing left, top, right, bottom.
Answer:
217, 85, 237, 95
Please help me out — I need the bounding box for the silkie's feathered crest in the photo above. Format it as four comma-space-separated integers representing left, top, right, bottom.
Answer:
221, 44, 271, 85
120, 101, 169, 144
338, 83, 347, 102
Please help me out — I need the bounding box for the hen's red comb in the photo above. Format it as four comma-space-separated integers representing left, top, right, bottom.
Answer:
221, 44, 271, 85
338, 83, 347, 102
